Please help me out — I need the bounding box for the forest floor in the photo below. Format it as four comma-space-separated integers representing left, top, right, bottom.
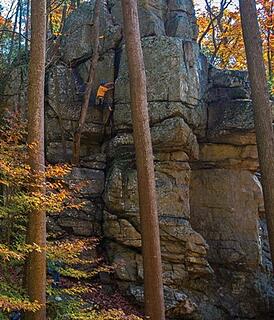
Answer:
55, 275, 144, 319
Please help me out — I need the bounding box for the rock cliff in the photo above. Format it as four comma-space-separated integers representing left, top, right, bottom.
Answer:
1, 1, 274, 319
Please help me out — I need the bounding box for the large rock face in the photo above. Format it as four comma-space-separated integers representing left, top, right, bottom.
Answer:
1, 0, 274, 318
191, 169, 262, 268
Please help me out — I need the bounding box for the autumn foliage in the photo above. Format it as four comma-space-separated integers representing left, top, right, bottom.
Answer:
48, 0, 77, 36
0, 111, 79, 315
0, 112, 142, 319
196, 0, 273, 93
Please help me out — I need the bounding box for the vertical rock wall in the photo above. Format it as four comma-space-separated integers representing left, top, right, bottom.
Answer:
101, 1, 214, 314
190, 69, 262, 270
189, 68, 274, 319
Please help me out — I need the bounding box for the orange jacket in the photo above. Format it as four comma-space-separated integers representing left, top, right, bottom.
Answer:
97, 85, 109, 98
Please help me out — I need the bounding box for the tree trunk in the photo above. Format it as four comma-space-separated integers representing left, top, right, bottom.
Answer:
25, 0, 30, 55
239, 0, 274, 268
18, 0, 22, 52
121, 1, 165, 319
25, 0, 47, 319
266, 1, 273, 82
266, 28, 272, 82
72, 0, 100, 165
7, 0, 19, 64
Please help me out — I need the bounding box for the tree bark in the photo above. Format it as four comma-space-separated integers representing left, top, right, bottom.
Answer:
72, 0, 100, 165
18, 0, 22, 52
121, 1, 165, 319
7, 0, 19, 64
25, 0, 30, 55
25, 0, 47, 319
239, 0, 274, 268
266, 28, 272, 82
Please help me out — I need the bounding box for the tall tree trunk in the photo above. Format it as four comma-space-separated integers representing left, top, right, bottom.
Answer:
72, 0, 100, 165
25, 0, 47, 319
239, 0, 274, 268
266, 1, 273, 82
121, 1, 165, 319
266, 28, 272, 82
7, 0, 19, 64
18, 0, 22, 53
25, 0, 30, 55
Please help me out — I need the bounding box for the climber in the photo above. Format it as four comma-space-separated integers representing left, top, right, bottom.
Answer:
48, 261, 61, 288
96, 80, 114, 111
9, 312, 21, 320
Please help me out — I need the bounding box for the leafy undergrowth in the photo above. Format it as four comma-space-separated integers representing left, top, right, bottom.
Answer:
84, 283, 143, 318
48, 237, 144, 320
0, 112, 143, 319
46, 237, 144, 320
0, 237, 143, 320
47, 277, 144, 320
46, 238, 144, 320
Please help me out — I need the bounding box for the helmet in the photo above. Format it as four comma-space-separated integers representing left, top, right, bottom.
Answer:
100, 80, 107, 85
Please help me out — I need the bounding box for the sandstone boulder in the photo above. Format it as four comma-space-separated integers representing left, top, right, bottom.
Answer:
113, 101, 206, 137
115, 37, 201, 106
60, 1, 121, 64
190, 169, 263, 269
104, 160, 191, 218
